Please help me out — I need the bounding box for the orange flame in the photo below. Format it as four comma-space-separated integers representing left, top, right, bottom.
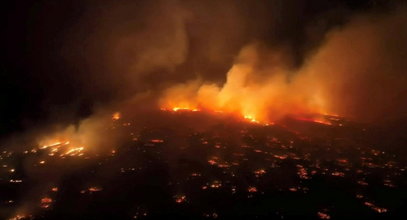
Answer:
159, 45, 334, 125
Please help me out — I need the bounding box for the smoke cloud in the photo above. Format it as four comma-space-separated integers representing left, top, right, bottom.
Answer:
2, 0, 406, 144
2, 1, 407, 217
160, 3, 407, 123
300, 5, 407, 122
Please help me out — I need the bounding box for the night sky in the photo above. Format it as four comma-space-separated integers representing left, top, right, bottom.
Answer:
0, 0, 393, 137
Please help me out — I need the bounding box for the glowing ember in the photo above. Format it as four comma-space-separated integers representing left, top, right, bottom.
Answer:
40, 197, 53, 208
160, 107, 200, 112
88, 186, 103, 192
174, 194, 187, 203
8, 214, 32, 220
150, 139, 164, 143
331, 171, 345, 177
289, 187, 298, 192
37, 139, 88, 158
295, 117, 333, 126
112, 112, 121, 120
244, 115, 259, 123
364, 202, 388, 213
208, 159, 217, 165
317, 211, 331, 219
191, 172, 202, 177
209, 180, 222, 189
336, 159, 349, 164
372, 207, 388, 213
172, 107, 200, 112
40, 141, 66, 150
357, 180, 369, 186
274, 154, 288, 160
296, 165, 309, 180
61, 147, 84, 157
254, 169, 266, 176
248, 186, 258, 193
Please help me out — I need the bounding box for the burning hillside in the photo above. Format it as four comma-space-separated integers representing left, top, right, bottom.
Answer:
1, 0, 407, 219
1, 110, 407, 220
159, 45, 332, 125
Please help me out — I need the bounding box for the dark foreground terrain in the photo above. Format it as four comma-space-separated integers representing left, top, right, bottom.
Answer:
1, 111, 406, 219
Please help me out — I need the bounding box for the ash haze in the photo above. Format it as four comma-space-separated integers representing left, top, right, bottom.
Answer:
1, 0, 407, 139
1, 1, 407, 220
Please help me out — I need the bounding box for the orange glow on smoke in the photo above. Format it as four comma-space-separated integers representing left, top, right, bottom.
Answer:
112, 112, 121, 120
159, 45, 335, 125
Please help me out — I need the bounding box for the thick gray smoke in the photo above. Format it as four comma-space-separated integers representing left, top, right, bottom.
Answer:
3, 1, 407, 217
2, 0, 407, 145
55, 0, 407, 123
299, 5, 407, 122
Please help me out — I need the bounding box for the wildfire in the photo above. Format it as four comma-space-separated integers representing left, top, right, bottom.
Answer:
159, 104, 336, 126
244, 115, 259, 123
172, 107, 199, 112
160, 106, 200, 112
158, 45, 337, 126
61, 147, 84, 157
40, 141, 70, 150
162, 106, 269, 124
8, 214, 32, 220
38, 139, 86, 157
295, 117, 333, 126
